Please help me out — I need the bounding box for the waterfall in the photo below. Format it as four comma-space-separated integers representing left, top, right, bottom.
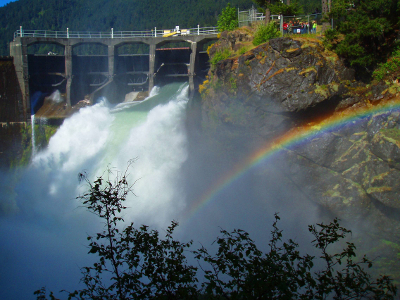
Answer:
31, 114, 36, 157
0, 83, 191, 299
29, 82, 189, 225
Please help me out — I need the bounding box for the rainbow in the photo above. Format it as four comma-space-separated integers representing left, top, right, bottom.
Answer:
184, 100, 400, 221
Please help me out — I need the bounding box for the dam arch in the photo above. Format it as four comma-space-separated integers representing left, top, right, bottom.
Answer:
154, 40, 192, 87
114, 42, 150, 92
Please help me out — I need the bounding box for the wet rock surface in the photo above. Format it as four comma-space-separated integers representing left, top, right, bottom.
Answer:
279, 111, 400, 231
200, 35, 400, 278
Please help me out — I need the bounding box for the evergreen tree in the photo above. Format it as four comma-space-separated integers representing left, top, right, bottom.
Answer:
0, 0, 254, 55
251, 0, 303, 15
217, 3, 239, 32
324, 0, 400, 78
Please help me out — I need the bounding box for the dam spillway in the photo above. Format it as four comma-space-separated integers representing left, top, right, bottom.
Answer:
9, 27, 218, 120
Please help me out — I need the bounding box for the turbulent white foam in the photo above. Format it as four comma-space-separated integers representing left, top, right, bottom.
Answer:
149, 85, 160, 98
31, 101, 113, 198
48, 90, 62, 103
113, 84, 189, 225
111, 100, 143, 112
33, 103, 113, 173
111, 86, 161, 113
30, 83, 189, 225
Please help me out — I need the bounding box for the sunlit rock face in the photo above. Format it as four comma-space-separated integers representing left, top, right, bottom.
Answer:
200, 34, 400, 279
202, 36, 364, 142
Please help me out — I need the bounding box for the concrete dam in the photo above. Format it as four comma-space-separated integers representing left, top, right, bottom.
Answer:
9, 27, 218, 121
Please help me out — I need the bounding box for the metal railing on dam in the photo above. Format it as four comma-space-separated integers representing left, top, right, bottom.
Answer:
13, 26, 218, 39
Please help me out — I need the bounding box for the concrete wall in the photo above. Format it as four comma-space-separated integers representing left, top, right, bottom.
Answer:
0, 57, 24, 122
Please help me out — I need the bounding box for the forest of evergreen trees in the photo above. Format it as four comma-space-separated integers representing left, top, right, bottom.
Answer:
0, 0, 321, 56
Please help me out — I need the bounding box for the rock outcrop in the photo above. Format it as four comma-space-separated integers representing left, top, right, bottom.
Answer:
201, 36, 378, 142
199, 34, 400, 280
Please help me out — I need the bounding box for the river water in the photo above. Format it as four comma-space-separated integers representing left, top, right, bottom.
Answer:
0, 82, 318, 299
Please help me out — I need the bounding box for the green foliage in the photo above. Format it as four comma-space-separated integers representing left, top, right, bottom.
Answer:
253, 22, 281, 46
323, 28, 339, 51
195, 215, 397, 299
35, 170, 398, 299
252, 0, 304, 15
324, 0, 400, 77
210, 48, 231, 67
229, 77, 237, 90
0, 0, 255, 55
373, 48, 400, 81
298, 0, 321, 14
217, 3, 239, 32
380, 127, 400, 141
238, 46, 247, 55
11, 123, 59, 168
268, 0, 303, 15
66, 166, 198, 299
194, 214, 315, 299
307, 219, 397, 299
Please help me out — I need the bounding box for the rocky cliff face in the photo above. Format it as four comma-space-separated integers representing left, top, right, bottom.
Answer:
199, 33, 400, 280
201, 35, 382, 143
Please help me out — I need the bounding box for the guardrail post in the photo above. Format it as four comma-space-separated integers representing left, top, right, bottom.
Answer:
20, 26, 23, 37
67, 28, 69, 38
198, 25, 200, 35
111, 28, 114, 39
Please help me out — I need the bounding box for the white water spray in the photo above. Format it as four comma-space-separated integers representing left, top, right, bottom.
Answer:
31, 83, 189, 226
48, 90, 62, 103
31, 114, 36, 157
0, 82, 323, 300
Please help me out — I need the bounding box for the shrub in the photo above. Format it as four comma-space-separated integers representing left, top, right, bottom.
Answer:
253, 22, 281, 46
373, 48, 400, 81
217, 3, 238, 32
238, 46, 247, 55
198, 78, 210, 95
36, 170, 398, 299
209, 48, 231, 67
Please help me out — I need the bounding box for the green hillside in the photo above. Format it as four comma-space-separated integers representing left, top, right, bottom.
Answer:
0, 0, 321, 56
0, 0, 254, 55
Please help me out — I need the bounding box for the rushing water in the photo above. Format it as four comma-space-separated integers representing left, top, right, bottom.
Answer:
0, 83, 195, 299
31, 114, 36, 157
0, 82, 319, 299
